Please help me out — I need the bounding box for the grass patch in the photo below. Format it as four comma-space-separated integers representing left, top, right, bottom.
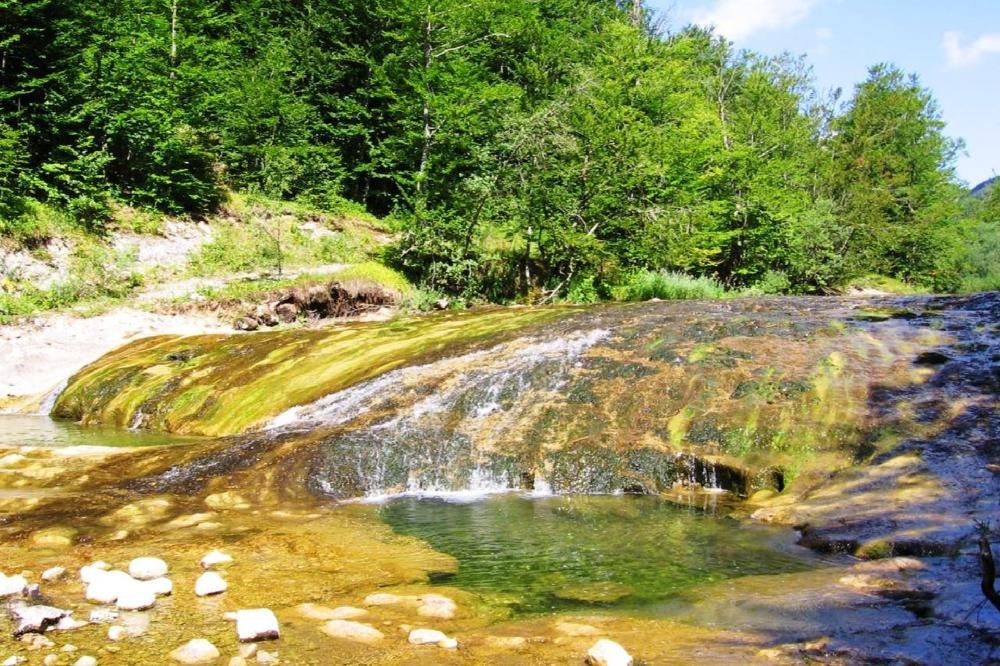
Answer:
842, 274, 932, 295
612, 270, 729, 302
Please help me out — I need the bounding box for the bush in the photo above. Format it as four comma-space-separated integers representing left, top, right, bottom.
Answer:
613, 270, 728, 301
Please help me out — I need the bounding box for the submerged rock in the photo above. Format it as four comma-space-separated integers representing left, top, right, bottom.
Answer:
586, 639, 633, 666
30, 527, 77, 549
554, 621, 602, 637
200, 550, 233, 569
295, 604, 366, 620
236, 609, 280, 642
128, 557, 168, 581
320, 620, 385, 643
408, 628, 458, 649
416, 594, 456, 619
194, 572, 227, 597
170, 639, 220, 664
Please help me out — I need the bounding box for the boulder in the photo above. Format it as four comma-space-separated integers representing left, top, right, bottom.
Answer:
128, 557, 168, 581
194, 572, 227, 597
116, 582, 156, 611
408, 628, 458, 649
85, 570, 136, 604
586, 639, 633, 666
236, 609, 280, 642
274, 303, 299, 323
169, 639, 220, 664
320, 620, 385, 644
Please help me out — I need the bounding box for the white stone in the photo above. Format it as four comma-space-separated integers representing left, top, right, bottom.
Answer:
108, 625, 126, 641
169, 639, 220, 664
236, 609, 280, 642
586, 639, 633, 666
42, 567, 66, 582
0, 573, 28, 597
363, 593, 403, 606
9, 603, 70, 635
88, 609, 118, 624
73, 657, 97, 666
20, 633, 53, 650
295, 603, 367, 620
2, 656, 26, 666
229, 658, 247, 666
44, 656, 58, 666
79, 562, 111, 584
417, 594, 457, 619
255, 651, 278, 664
239, 644, 258, 659
128, 557, 168, 581
61, 645, 77, 653
116, 581, 156, 611
54, 616, 88, 631
320, 620, 385, 643
85, 570, 135, 604
408, 628, 458, 649
145, 577, 173, 596
200, 550, 233, 569
195, 572, 227, 597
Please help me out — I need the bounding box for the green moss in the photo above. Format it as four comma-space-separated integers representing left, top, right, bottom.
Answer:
54, 307, 573, 436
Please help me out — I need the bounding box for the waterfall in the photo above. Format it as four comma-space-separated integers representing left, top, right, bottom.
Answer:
35, 378, 69, 416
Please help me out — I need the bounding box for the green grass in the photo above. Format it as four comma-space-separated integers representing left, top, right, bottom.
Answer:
842, 274, 932, 295
612, 270, 729, 302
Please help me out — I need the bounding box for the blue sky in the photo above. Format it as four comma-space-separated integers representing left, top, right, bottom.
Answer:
648, 0, 1000, 186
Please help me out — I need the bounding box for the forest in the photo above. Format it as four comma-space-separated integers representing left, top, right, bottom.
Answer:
1, 0, 998, 301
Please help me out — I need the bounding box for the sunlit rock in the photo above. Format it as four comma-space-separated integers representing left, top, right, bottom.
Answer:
88, 609, 118, 624
165, 512, 217, 529
107, 625, 126, 641
586, 639, 633, 666
72, 656, 96, 666
205, 492, 250, 511
79, 562, 111, 584
99, 497, 172, 527
255, 650, 278, 664
194, 572, 227, 597
19, 633, 53, 650
41, 567, 66, 582
407, 628, 458, 649
85, 570, 135, 604
0, 573, 27, 597
128, 557, 168, 581
236, 609, 280, 642
200, 550, 233, 569
146, 577, 173, 596
416, 594, 456, 619
320, 620, 385, 643
296, 604, 367, 621
2, 657, 26, 666
116, 582, 156, 611
53, 616, 88, 632
8, 603, 70, 636
486, 636, 527, 648
169, 639, 220, 664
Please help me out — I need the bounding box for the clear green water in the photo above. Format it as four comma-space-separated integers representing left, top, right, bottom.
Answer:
378, 493, 820, 614
0, 414, 206, 448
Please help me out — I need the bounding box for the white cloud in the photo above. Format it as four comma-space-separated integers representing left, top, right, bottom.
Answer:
942, 31, 1000, 68
689, 0, 820, 42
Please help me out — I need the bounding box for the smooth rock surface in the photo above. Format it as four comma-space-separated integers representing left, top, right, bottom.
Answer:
170, 639, 221, 664
0, 574, 27, 597
417, 594, 457, 619
200, 550, 233, 569
84, 570, 135, 604
9, 603, 71, 636
194, 572, 227, 597
408, 628, 458, 649
115, 583, 156, 611
128, 557, 168, 581
320, 620, 385, 643
586, 639, 633, 666
145, 577, 173, 596
236, 609, 280, 642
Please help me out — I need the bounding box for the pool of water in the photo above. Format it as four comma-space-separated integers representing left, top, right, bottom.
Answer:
0, 414, 206, 448
378, 493, 822, 614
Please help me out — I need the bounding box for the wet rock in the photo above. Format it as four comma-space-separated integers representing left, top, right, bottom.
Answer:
61, 645, 77, 653
255, 651, 278, 664
73, 657, 96, 666
200, 550, 233, 569
165, 512, 217, 529
296, 604, 366, 621
170, 639, 221, 664
99, 497, 172, 527
20, 633, 54, 650
320, 620, 385, 643
44, 656, 58, 666
53, 616, 88, 632
194, 572, 227, 597
41, 567, 66, 582
107, 625, 126, 641
235, 317, 260, 332
416, 594, 456, 619
274, 303, 299, 323
8, 603, 71, 636
30, 527, 77, 549
586, 639, 633, 666
363, 593, 409, 606
2, 657, 26, 666
205, 492, 250, 511
229, 658, 247, 666
88, 609, 118, 624
914, 351, 950, 366
486, 636, 527, 648
239, 644, 258, 659
236, 609, 280, 642
128, 557, 168, 581
0, 573, 27, 597
407, 628, 458, 649
554, 621, 602, 637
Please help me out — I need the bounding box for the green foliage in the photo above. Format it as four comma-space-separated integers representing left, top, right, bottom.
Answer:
613, 270, 728, 302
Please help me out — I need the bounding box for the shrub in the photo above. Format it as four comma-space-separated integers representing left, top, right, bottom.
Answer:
613, 270, 728, 301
